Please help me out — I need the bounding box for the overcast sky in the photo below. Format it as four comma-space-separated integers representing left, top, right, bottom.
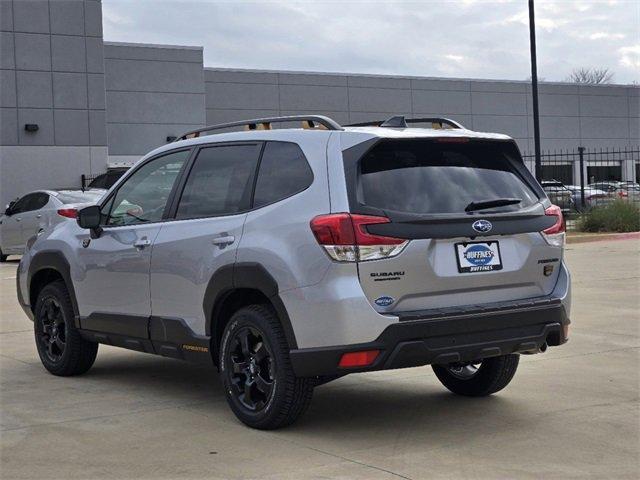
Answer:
102, 0, 639, 84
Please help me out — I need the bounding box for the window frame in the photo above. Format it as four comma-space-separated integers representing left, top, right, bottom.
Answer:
251, 141, 315, 211
167, 140, 314, 221
12, 192, 47, 214
30, 192, 50, 211
94, 139, 315, 227
96, 147, 195, 229
343, 137, 544, 220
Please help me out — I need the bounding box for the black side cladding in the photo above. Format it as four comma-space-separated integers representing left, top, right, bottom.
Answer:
27, 251, 80, 325
203, 262, 297, 348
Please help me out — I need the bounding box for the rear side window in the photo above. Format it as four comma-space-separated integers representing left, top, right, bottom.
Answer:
357, 140, 538, 214
176, 144, 261, 219
253, 142, 313, 208
29, 193, 49, 210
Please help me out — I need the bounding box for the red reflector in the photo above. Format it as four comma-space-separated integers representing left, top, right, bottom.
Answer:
57, 208, 77, 218
310, 213, 404, 246
338, 350, 380, 368
542, 204, 565, 234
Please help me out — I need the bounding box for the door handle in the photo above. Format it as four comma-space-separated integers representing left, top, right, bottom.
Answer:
211, 235, 235, 247
36, 214, 42, 219
16, 217, 21, 222
133, 238, 152, 249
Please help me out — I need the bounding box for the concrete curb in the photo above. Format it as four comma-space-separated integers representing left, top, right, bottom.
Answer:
566, 231, 640, 244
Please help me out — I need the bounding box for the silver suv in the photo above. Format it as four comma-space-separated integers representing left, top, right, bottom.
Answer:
17, 115, 571, 429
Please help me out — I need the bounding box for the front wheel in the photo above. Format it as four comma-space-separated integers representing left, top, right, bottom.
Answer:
220, 305, 314, 429
432, 354, 519, 397
34, 280, 98, 376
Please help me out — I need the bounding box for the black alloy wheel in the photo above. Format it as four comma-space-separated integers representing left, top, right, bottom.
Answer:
220, 305, 314, 429
34, 280, 98, 376
226, 326, 275, 411
36, 297, 67, 363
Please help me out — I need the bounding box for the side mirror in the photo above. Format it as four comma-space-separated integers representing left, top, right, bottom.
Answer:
5, 200, 16, 216
77, 205, 102, 236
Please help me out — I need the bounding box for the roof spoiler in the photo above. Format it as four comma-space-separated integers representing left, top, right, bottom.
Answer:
347, 116, 464, 129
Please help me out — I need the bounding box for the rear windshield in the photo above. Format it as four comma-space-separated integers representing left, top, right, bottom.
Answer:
357, 139, 538, 214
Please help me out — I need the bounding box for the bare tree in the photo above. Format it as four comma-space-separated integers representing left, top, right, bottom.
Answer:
566, 67, 614, 84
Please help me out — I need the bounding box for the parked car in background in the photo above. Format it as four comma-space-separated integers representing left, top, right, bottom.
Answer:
0, 189, 105, 261
589, 181, 640, 202
86, 167, 129, 190
541, 180, 574, 213
564, 185, 612, 211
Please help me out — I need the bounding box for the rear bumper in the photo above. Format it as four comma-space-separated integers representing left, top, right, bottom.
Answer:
290, 297, 569, 377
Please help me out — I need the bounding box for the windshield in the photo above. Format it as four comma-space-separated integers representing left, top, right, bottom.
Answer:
357, 139, 539, 215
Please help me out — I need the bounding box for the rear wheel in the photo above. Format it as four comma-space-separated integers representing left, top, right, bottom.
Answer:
432, 354, 519, 396
220, 305, 314, 429
0, 249, 7, 262
34, 280, 98, 376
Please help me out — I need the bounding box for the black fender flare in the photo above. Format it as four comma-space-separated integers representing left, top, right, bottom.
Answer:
203, 262, 298, 354
27, 251, 80, 326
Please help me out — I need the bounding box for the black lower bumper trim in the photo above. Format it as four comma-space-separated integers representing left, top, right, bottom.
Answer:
290, 301, 569, 377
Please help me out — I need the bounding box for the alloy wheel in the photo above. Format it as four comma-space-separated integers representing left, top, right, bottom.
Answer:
226, 327, 275, 411
447, 362, 481, 379
37, 297, 67, 363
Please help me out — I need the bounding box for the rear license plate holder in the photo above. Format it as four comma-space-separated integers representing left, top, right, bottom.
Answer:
455, 241, 503, 273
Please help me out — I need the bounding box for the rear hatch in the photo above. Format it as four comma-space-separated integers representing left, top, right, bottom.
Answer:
342, 137, 564, 314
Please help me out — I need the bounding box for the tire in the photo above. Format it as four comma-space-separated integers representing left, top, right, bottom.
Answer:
219, 304, 314, 430
0, 249, 7, 262
432, 354, 520, 397
34, 280, 98, 376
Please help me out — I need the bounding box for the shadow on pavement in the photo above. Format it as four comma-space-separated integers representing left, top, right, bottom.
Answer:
83, 353, 520, 435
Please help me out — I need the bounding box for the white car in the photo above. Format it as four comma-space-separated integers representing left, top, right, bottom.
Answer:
0, 189, 105, 261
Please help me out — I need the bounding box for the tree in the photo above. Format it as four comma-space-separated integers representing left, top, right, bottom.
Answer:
566, 68, 614, 84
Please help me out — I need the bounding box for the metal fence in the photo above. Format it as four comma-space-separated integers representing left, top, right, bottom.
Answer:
80, 173, 99, 190
522, 147, 640, 221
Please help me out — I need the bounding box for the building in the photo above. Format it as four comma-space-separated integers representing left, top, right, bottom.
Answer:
1, 0, 638, 206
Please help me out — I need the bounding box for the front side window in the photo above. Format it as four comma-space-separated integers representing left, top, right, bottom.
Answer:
357, 140, 538, 215
176, 144, 261, 219
253, 142, 313, 208
103, 150, 190, 226
11, 193, 38, 214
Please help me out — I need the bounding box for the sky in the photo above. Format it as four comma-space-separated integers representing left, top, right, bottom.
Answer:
102, 0, 640, 84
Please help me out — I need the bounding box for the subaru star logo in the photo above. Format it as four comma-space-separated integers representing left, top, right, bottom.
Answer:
472, 219, 492, 233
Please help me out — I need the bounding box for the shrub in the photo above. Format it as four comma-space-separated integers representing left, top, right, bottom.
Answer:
578, 200, 640, 233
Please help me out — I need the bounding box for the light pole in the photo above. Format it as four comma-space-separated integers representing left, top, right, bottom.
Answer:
528, 0, 542, 181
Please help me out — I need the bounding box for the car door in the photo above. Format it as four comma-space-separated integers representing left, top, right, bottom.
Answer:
150, 142, 262, 336
18, 192, 50, 244
74, 149, 192, 335
2, 194, 35, 252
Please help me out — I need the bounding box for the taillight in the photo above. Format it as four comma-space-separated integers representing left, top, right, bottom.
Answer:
57, 208, 77, 218
338, 350, 380, 368
310, 213, 408, 262
618, 190, 628, 198
541, 204, 565, 247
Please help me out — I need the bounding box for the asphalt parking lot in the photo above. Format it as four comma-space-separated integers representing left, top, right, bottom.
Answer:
1, 238, 638, 480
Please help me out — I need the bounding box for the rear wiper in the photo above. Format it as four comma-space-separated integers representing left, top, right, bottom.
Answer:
465, 198, 522, 212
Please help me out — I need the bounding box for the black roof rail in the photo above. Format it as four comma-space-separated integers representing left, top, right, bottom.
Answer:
174, 115, 343, 142
347, 116, 465, 129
